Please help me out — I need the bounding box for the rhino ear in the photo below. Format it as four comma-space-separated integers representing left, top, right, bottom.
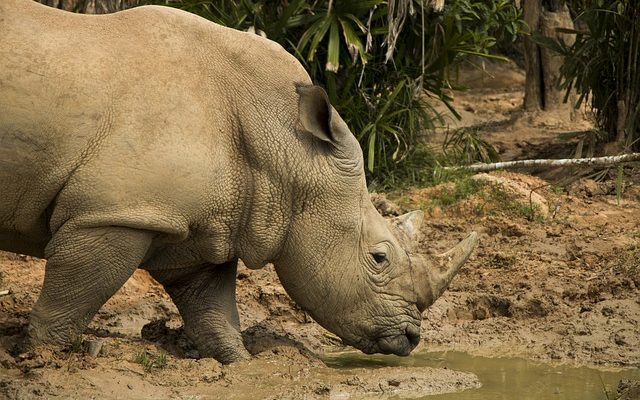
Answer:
296, 84, 334, 143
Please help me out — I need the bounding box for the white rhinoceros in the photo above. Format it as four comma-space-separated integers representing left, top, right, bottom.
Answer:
0, 0, 477, 363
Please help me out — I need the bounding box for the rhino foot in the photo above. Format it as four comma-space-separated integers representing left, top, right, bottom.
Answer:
150, 260, 249, 364
194, 333, 251, 364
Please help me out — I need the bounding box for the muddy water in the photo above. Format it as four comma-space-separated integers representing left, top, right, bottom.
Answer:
323, 351, 640, 399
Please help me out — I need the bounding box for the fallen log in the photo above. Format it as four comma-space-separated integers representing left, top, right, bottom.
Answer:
444, 153, 640, 173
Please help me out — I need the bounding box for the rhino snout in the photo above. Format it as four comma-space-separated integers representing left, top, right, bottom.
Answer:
375, 324, 421, 356
355, 322, 421, 356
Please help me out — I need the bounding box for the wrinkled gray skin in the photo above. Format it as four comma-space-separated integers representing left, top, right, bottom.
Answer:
0, 0, 478, 364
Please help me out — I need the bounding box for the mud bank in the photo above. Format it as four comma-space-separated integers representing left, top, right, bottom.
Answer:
2, 173, 639, 398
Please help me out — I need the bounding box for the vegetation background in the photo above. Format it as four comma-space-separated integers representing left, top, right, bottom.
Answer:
152, 0, 524, 188
36, 0, 640, 189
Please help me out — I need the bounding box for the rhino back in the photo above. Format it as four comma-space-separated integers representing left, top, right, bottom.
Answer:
0, 0, 311, 261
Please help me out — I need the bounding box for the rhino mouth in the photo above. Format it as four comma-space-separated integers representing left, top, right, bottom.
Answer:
347, 322, 421, 357
375, 324, 421, 356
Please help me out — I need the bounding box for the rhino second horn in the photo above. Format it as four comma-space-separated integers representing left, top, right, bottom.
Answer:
394, 210, 424, 240
416, 232, 478, 312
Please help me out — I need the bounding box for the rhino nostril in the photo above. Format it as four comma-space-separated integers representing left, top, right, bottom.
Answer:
406, 326, 421, 347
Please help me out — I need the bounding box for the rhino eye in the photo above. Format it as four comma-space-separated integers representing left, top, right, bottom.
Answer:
371, 252, 387, 264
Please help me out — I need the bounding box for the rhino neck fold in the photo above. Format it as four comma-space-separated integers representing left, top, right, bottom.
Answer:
231, 121, 300, 270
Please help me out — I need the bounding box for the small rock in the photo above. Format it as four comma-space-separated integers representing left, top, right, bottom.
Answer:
83, 340, 103, 357
343, 376, 362, 386
612, 333, 627, 346
314, 384, 331, 395
237, 271, 249, 280
601, 306, 615, 317
17, 353, 46, 373
545, 228, 561, 238
579, 305, 592, 313
581, 179, 599, 197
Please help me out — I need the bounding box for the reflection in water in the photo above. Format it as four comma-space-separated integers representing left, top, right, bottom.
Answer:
323, 351, 640, 400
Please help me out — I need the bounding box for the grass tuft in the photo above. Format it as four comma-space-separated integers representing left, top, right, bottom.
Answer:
483, 184, 543, 222
69, 335, 84, 354
430, 176, 486, 208
133, 350, 168, 372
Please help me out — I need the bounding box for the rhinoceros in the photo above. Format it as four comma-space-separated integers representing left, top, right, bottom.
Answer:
0, 0, 477, 363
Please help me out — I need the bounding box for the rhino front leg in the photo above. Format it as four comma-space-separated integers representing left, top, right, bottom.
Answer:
29, 225, 152, 346
150, 261, 250, 364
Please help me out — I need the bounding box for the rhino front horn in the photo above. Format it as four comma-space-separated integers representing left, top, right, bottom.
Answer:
415, 232, 478, 312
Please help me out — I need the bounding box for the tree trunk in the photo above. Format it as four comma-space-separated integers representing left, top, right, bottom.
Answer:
539, 3, 575, 114
523, 0, 543, 110
36, 0, 140, 14
522, 0, 576, 118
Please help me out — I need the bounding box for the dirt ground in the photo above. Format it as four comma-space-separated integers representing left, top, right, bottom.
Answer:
1, 61, 639, 399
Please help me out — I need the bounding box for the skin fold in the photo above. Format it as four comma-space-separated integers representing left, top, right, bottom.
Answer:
0, 0, 477, 364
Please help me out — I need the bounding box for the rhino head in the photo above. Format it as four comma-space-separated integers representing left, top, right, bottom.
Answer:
269, 85, 478, 356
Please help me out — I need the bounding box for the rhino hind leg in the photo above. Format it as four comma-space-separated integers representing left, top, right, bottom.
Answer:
28, 225, 152, 347
150, 260, 250, 364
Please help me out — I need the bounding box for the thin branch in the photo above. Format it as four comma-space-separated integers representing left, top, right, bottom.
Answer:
444, 153, 640, 172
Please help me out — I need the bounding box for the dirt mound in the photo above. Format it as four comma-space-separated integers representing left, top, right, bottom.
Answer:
398, 171, 555, 223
